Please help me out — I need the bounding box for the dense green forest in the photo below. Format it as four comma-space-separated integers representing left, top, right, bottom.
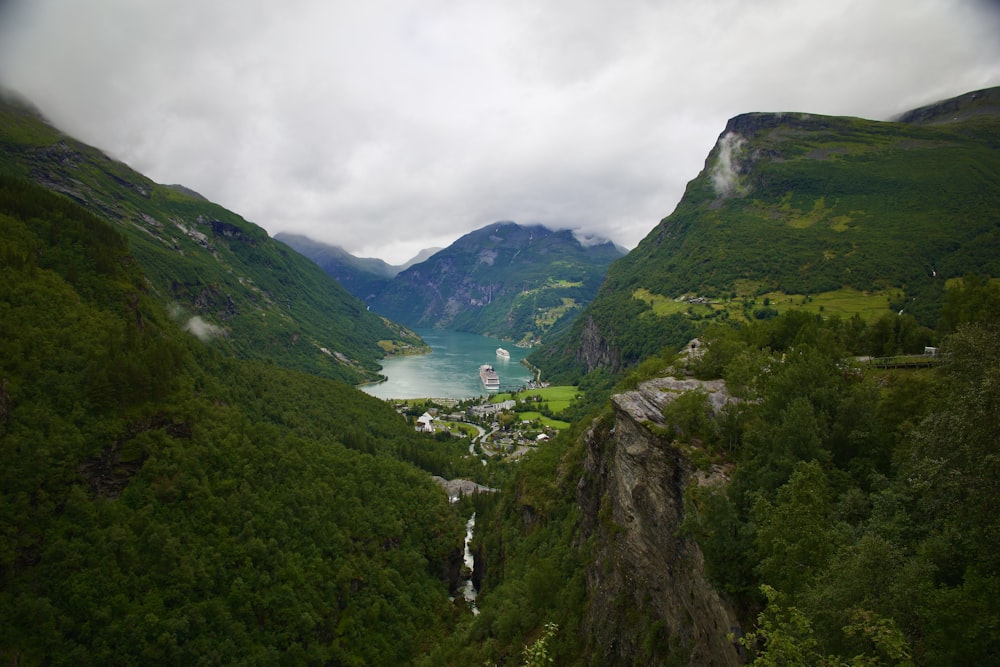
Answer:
446, 284, 1000, 665
683, 299, 999, 664
0, 175, 484, 664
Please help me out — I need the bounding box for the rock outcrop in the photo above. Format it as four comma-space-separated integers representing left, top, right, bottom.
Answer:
577, 377, 742, 666
432, 476, 497, 500
576, 315, 619, 373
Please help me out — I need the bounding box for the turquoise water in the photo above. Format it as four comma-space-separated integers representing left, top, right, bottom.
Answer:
360, 329, 535, 400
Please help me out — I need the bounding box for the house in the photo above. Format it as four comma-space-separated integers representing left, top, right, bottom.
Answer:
468, 400, 516, 417
416, 412, 435, 433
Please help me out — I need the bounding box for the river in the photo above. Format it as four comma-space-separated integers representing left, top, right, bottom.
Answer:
360, 329, 536, 400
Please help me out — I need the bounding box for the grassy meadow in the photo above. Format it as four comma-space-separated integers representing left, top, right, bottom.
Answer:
634, 286, 901, 324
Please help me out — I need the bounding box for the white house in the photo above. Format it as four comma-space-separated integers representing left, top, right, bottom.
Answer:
416, 412, 435, 432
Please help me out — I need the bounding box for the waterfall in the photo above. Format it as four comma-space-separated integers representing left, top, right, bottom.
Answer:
459, 512, 479, 615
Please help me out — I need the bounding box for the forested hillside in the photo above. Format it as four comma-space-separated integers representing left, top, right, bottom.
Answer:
531, 86, 1000, 382
0, 175, 479, 663
0, 91, 424, 385
439, 292, 1000, 665
369, 222, 625, 345
4, 80, 1000, 666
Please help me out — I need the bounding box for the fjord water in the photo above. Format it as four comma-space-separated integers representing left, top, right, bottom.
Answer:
361, 329, 535, 400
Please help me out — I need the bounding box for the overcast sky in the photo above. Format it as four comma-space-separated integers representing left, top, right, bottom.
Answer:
2, 0, 1000, 263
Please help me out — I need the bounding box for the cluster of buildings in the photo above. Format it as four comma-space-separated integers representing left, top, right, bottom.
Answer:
467, 400, 516, 417
409, 399, 555, 457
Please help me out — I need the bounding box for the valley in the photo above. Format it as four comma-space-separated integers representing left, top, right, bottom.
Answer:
284, 222, 625, 345
1, 85, 999, 665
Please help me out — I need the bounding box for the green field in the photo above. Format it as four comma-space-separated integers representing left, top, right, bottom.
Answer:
758, 287, 902, 321
514, 411, 571, 430
634, 286, 900, 324
491, 385, 579, 417
438, 420, 479, 438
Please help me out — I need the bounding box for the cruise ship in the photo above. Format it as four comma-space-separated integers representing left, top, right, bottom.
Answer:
479, 364, 500, 390
496, 347, 510, 359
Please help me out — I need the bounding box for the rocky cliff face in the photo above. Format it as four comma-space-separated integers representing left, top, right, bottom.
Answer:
577, 377, 742, 666
575, 315, 619, 372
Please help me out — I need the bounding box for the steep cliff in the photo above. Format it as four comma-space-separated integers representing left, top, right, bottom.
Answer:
576, 315, 620, 371
577, 377, 742, 666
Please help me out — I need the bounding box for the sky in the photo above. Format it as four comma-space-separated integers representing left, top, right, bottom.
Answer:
2, 1, 1000, 264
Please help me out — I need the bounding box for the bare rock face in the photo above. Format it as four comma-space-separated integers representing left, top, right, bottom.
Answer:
576, 315, 618, 373
431, 476, 497, 500
612, 376, 732, 427
578, 377, 742, 666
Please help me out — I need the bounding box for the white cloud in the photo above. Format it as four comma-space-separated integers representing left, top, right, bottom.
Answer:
2, 0, 999, 263
711, 132, 748, 198
183, 316, 224, 342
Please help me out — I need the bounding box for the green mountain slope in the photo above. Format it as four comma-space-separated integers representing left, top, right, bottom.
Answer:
0, 175, 477, 663
531, 86, 1000, 381
370, 221, 626, 345
0, 91, 424, 384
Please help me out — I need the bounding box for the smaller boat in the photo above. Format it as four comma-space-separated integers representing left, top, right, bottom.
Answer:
480, 364, 501, 390
496, 347, 510, 359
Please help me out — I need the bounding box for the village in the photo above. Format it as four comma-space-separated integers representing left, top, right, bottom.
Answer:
389, 389, 573, 461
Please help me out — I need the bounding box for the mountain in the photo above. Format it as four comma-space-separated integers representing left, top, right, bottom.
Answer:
894, 85, 1000, 126
0, 91, 425, 385
368, 221, 626, 345
402, 245, 444, 270
5, 79, 999, 665
438, 86, 1000, 661
279, 224, 625, 346
531, 86, 1000, 381
274, 232, 440, 302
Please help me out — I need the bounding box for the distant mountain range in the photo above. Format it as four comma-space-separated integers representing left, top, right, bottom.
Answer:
275, 232, 440, 302
0, 90, 425, 385
283, 223, 626, 346
7, 82, 997, 388
531, 86, 1000, 381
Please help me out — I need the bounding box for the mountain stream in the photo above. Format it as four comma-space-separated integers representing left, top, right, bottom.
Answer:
459, 513, 479, 615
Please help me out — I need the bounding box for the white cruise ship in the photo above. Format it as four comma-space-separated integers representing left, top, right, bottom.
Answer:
479, 364, 500, 390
